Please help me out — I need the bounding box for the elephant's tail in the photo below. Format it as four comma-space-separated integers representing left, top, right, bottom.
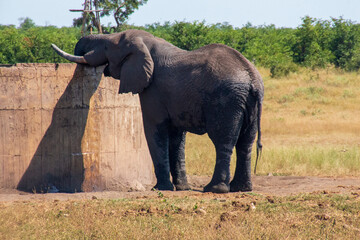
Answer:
254, 96, 263, 174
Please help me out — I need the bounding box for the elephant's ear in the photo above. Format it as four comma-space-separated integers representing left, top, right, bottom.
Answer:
106, 36, 154, 94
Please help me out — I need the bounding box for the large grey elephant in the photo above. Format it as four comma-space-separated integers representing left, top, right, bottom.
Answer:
52, 29, 264, 193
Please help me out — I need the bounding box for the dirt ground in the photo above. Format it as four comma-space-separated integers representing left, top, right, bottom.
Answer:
1, 175, 359, 202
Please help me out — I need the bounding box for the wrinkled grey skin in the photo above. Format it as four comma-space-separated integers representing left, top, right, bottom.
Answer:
52, 29, 264, 193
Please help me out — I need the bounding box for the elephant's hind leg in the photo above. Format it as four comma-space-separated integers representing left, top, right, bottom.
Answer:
204, 115, 243, 193
169, 128, 190, 191
203, 144, 233, 193
230, 121, 257, 192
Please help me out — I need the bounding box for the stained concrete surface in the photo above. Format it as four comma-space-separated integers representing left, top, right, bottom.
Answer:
0, 63, 155, 192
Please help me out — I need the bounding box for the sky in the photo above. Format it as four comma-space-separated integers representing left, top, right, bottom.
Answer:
0, 0, 359, 29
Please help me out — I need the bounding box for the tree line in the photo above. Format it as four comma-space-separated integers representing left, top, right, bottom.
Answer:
1, 16, 359, 77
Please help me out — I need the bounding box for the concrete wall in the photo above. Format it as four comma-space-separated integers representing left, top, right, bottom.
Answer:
0, 63, 155, 192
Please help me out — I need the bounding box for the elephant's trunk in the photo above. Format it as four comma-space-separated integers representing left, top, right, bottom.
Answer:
51, 44, 88, 64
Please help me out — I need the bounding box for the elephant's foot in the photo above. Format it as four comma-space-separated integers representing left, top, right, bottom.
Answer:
173, 177, 191, 191
229, 180, 252, 192
203, 182, 230, 193
153, 181, 174, 191
174, 182, 191, 191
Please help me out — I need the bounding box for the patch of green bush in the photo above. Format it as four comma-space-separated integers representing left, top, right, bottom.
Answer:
1, 16, 359, 74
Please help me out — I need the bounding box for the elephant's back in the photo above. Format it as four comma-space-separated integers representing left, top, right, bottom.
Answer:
191, 44, 264, 98
152, 43, 263, 133
174, 44, 259, 84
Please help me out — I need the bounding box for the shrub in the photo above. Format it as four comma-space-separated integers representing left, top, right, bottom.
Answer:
1, 16, 360, 72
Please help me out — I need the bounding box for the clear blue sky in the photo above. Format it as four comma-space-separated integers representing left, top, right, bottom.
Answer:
0, 0, 359, 28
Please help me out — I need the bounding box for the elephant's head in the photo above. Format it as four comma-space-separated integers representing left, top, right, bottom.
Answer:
52, 30, 154, 94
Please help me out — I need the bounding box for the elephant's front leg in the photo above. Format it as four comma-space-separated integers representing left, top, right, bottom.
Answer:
169, 128, 190, 191
143, 120, 174, 191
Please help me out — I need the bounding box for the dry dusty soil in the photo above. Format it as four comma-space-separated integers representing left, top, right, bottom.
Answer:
1, 175, 360, 202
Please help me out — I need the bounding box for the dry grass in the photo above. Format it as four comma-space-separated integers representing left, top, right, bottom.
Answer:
261, 67, 360, 137
185, 67, 360, 177
1, 192, 360, 239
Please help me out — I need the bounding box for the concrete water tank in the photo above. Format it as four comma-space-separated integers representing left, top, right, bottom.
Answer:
0, 63, 155, 192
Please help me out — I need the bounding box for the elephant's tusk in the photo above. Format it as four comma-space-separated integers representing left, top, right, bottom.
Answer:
51, 44, 88, 64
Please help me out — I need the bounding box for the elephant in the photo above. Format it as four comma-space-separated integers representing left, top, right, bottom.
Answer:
51, 29, 264, 193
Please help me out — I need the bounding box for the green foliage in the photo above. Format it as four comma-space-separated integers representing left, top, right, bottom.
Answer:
242, 25, 297, 77
0, 22, 81, 64
330, 17, 360, 70
99, 0, 148, 28
292, 16, 332, 69
19, 17, 36, 30
167, 21, 211, 50
292, 16, 360, 71
1, 16, 359, 73
72, 0, 148, 34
